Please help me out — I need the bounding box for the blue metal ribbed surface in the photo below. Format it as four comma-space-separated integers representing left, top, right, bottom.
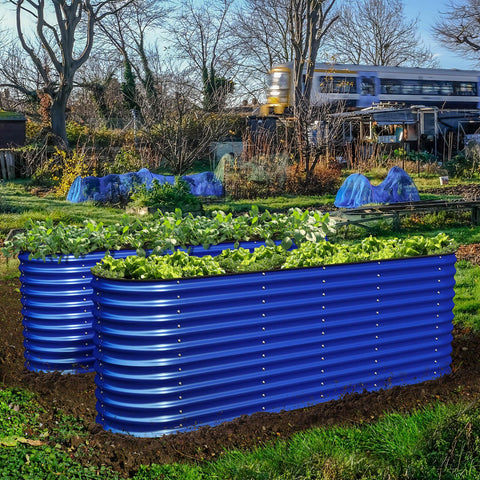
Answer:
92, 253, 456, 437
18, 242, 273, 373
19, 250, 137, 373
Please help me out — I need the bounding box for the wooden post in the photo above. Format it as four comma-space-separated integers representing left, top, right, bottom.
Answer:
0, 152, 6, 180
472, 206, 480, 226
6, 151, 15, 179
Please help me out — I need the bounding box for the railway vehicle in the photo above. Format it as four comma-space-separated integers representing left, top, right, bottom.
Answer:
260, 63, 480, 115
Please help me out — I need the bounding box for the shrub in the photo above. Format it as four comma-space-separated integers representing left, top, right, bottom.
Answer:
66, 121, 90, 144
31, 147, 95, 195
285, 161, 342, 195
25, 118, 43, 142
129, 178, 203, 214
106, 148, 144, 174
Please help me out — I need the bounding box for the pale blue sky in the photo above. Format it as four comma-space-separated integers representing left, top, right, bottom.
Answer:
403, 0, 476, 70
2, 0, 476, 71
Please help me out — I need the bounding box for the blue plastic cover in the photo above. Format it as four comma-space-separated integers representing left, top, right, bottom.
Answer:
334, 166, 420, 208
67, 168, 224, 203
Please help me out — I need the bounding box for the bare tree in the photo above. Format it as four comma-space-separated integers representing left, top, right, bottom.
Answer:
95, 0, 170, 125
148, 90, 232, 175
235, 0, 293, 68
433, 0, 480, 64
0, 42, 41, 109
231, 0, 293, 99
326, 0, 438, 67
168, 0, 236, 112
288, 0, 338, 173
75, 64, 125, 127
7, 0, 131, 146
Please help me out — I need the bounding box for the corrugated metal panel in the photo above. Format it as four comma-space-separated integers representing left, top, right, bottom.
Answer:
19, 250, 137, 373
175, 240, 288, 257
18, 242, 275, 373
92, 253, 456, 437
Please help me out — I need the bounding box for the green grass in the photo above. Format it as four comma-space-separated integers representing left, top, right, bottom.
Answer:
0, 386, 121, 479
203, 194, 336, 215
0, 257, 19, 279
3, 383, 480, 479
452, 260, 480, 331
0, 182, 136, 236
133, 402, 480, 480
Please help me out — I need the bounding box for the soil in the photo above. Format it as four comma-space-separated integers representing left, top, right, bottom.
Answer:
423, 183, 480, 200
2, 189, 480, 477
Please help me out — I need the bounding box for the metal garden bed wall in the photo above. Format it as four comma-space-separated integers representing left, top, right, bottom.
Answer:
19, 250, 137, 373
18, 241, 276, 373
92, 253, 456, 437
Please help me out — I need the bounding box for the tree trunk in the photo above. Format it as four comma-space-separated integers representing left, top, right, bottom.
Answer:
50, 93, 69, 147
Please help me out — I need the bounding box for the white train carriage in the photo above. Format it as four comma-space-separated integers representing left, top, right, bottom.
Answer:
261, 63, 480, 115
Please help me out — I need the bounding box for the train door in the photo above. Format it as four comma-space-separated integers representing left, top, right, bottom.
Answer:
357, 72, 380, 107
477, 76, 480, 109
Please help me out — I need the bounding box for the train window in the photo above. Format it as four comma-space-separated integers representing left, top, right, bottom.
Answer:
360, 77, 375, 95
381, 79, 400, 94
319, 76, 356, 93
439, 82, 454, 95
401, 81, 421, 95
381, 79, 459, 96
453, 82, 477, 96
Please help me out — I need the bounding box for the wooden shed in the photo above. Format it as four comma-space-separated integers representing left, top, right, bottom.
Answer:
0, 111, 26, 148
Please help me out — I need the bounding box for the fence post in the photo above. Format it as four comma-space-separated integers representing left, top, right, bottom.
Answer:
0, 152, 7, 180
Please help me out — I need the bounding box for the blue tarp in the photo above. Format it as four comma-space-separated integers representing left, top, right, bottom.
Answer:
334, 166, 420, 208
67, 168, 224, 203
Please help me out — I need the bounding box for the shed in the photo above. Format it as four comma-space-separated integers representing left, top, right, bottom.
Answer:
0, 111, 26, 147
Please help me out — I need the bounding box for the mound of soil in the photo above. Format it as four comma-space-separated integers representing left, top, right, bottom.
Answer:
1, 246, 480, 477
423, 183, 480, 200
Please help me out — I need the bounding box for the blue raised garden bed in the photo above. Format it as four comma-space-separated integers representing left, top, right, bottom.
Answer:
92, 253, 456, 437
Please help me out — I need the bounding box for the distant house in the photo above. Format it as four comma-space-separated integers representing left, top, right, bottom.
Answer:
0, 111, 26, 148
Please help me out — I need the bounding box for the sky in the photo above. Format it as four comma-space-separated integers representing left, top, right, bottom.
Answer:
1, 0, 476, 72
403, 0, 476, 70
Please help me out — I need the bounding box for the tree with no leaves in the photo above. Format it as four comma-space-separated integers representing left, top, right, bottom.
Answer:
325, 0, 437, 67
433, 0, 480, 64
288, 0, 338, 111
95, 0, 170, 126
9, 0, 131, 146
288, 0, 338, 173
168, 0, 236, 112
232, 0, 293, 87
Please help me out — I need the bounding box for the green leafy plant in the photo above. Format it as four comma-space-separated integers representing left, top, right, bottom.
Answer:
130, 178, 203, 214
106, 148, 144, 174
0, 389, 40, 439
217, 245, 289, 273
92, 233, 456, 281
2, 207, 334, 261
92, 250, 225, 280
2, 217, 139, 261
